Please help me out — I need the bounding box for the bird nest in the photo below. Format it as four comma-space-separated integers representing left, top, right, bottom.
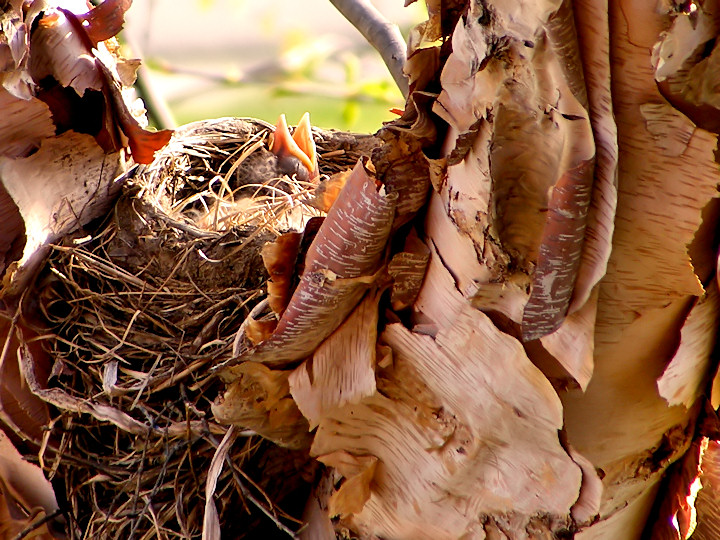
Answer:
30, 117, 380, 539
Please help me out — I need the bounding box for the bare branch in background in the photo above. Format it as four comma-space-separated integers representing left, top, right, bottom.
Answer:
135, 62, 177, 130
329, 0, 409, 98
123, 34, 177, 130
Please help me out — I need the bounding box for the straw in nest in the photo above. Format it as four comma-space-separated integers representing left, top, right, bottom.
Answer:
30, 117, 379, 539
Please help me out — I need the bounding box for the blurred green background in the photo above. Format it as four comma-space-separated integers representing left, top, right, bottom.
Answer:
124, 0, 426, 133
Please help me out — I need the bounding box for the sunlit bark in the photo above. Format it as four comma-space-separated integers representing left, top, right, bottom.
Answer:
2, 0, 720, 538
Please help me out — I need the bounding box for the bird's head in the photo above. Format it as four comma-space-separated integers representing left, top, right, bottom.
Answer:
270, 113, 319, 182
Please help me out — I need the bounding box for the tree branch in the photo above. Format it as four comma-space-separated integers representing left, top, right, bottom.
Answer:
329, 0, 409, 98
122, 33, 177, 130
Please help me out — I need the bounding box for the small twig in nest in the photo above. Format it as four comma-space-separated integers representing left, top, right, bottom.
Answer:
205, 427, 300, 539
11, 508, 68, 540
25, 118, 379, 539
146, 205, 221, 239
232, 298, 270, 357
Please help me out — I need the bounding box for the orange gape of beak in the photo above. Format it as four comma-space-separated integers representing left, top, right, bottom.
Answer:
270, 113, 319, 181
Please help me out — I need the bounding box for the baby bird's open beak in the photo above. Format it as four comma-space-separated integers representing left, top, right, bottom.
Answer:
270, 113, 319, 181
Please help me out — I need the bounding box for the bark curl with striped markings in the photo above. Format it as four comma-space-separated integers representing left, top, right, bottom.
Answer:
218, 160, 396, 376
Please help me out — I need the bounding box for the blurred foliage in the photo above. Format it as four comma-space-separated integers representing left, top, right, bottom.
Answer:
168, 83, 402, 132
125, 0, 423, 133
160, 41, 405, 132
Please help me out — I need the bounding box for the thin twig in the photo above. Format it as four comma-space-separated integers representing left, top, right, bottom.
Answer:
145, 206, 222, 239
224, 461, 300, 539
232, 298, 270, 357
12, 508, 68, 540
206, 430, 299, 539
329, 0, 408, 97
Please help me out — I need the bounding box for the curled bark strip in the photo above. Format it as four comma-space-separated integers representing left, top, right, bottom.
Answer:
303, 161, 395, 275
261, 231, 303, 317
384, 91, 439, 145
75, 0, 133, 47
646, 436, 704, 540
430, 2, 596, 344
694, 439, 720, 540
403, 0, 463, 99
30, 9, 103, 95
522, 157, 595, 341
537, 288, 597, 391
546, 0, 589, 109
0, 320, 49, 444
289, 290, 381, 429
657, 283, 720, 409
569, 0, 619, 313
372, 129, 431, 226
0, 429, 63, 537
514, 3, 596, 341
95, 58, 173, 164
0, 182, 25, 281
217, 160, 396, 373
652, 5, 720, 133
51, 7, 173, 164
567, 444, 602, 525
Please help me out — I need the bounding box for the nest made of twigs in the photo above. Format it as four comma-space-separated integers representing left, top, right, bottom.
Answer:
30, 117, 379, 539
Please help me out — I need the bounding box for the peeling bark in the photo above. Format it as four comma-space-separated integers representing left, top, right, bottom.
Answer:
4, 0, 720, 538
217, 160, 395, 373
694, 440, 720, 539
658, 284, 720, 409
0, 428, 63, 539
289, 291, 380, 429
0, 132, 126, 300
312, 303, 583, 538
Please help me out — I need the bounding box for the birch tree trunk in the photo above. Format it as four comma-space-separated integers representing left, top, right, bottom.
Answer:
290, 0, 720, 537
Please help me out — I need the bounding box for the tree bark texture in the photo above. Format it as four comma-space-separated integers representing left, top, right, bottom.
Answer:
291, 0, 720, 537
2, 0, 720, 539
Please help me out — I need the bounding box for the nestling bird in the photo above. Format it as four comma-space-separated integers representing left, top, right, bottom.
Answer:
271, 112, 319, 181
191, 113, 320, 231
232, 112, 319, 189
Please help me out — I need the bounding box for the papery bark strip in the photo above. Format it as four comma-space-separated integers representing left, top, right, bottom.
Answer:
218, 160, 395, 374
